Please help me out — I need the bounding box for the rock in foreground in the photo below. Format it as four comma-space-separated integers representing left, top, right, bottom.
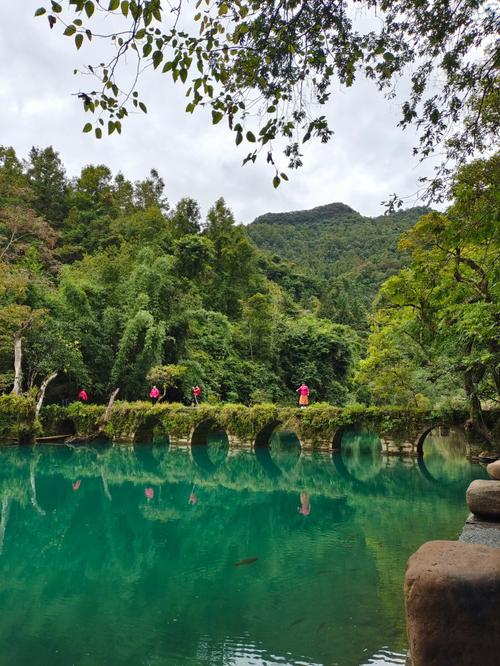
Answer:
405, 540, 500, 666
466, 479, 500, 519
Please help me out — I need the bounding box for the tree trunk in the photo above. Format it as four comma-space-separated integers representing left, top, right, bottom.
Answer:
35, 371, 58, 418
101, 388, 120, 425
12, 333, 22, 395
464, 365, 493, 444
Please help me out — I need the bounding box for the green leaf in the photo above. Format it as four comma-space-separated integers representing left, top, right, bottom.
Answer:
273, 175, 281, 188
95, 127, 102, 139
51, 2, 62, 13
63, 25, 76, 36
152, 51, 163, 69
84, 2, 95, 18
235, 132, 243, 146
108, 0, 120, 10
75, 34, 84, 50
139, 102, 147, 113
246, 131, 256, 142
34, 7, 46, 17
83, 123, 92, 133
212, 110, 223, 124
121, 1, 129, 16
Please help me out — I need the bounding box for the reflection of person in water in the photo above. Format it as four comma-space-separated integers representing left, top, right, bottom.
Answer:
145, 487, 154, 500
188, 484, 198, 505
298, 492, 311, 516
72, 480, 81, 491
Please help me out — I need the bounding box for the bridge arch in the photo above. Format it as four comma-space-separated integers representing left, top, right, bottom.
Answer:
415, 423, 470, 458
416, 425, 474, 485
332, 426, 383, 482
190, 418, 229, 473
133, 415, 168, 445
254, 420, 302, 475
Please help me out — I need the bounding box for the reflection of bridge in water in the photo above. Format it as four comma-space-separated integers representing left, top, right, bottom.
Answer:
4, 425, 478, 503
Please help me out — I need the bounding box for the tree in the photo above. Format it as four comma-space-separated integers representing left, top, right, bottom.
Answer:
278, 315, 355, 404
35, 1, 499, 200
169, 198, 202, 238
146, 364, 188, 401
360, 154, 499, 437
204, 198, 258, 317
133, 168, 169, 212
26, 146, 68, 227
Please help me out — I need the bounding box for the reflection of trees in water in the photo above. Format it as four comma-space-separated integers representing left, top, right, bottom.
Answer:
205, 431, 229, 467
422, 428, 471, 483
341, 430, 383, 482
269, 430, 301, 473
0, 441, 489, 665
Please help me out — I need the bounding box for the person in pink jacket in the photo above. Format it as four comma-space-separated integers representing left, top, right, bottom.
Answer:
149, 385, 160, 404
296, 382, 310, 407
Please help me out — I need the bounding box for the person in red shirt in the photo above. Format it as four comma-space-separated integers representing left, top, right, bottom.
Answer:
149, 385, 160, 404
192, 385, 202, 406
78, 389, 88, 402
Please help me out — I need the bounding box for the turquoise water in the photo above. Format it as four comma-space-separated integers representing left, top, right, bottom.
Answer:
0, 429, 487, 665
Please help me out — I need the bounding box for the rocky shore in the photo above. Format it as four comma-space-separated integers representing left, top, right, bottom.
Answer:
405, 460, 500, 666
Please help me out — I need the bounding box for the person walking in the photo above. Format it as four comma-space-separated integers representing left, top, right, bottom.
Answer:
149, 385, 160, 404
192, 385, 202, 406
296, 382, 310, 408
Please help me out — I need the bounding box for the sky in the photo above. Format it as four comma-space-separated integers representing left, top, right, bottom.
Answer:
0, 2, 437, 224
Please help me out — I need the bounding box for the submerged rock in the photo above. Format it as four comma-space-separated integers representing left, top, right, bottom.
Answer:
405, 540, 500, 666
466, 479, 500, 519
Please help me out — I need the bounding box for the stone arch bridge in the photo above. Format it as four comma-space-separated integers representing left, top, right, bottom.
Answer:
38, 402, 497, 458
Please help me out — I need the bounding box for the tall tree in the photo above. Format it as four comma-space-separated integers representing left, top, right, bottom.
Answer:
26, 146, 68, 227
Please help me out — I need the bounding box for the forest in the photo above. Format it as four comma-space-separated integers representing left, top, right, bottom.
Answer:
0, 146, 498, 438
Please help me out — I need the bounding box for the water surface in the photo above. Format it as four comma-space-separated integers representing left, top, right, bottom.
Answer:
0, 429, 486, 665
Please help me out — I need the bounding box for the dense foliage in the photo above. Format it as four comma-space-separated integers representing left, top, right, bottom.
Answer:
34, 1, 498, 201
248, 202, 428, 330
0, 145, 358, 406
359, 154, 499, 439
1, 144, 497, 440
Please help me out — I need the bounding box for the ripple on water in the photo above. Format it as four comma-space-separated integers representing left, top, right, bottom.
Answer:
362, 647, 407, 664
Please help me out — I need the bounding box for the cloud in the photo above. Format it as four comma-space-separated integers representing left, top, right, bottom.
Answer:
1, 3, 437, 223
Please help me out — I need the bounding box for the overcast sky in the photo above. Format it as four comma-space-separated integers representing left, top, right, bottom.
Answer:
0, 2, 437, 223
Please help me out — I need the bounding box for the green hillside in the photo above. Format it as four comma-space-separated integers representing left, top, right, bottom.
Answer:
247, 203, 429, 329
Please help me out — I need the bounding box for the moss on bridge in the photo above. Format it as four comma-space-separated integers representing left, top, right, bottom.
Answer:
1, 397, 497, 455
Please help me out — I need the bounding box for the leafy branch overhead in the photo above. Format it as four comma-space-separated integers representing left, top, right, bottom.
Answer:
36, 0, 499, 199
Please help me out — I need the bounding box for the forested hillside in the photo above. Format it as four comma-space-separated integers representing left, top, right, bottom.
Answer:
248, 203, 429, 329
0, 146, 356, 407
1, 145, 497, 433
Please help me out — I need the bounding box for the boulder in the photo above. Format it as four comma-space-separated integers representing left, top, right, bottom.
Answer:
405, 540, 500, 666
466, 479, 500, 519
487, 460, 500, 480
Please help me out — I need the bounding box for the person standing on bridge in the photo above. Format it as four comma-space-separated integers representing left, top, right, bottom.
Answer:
78, 389, 88, 402
297, 382, 310, 408
192, 385, 202, 406
149, 385, 160, 404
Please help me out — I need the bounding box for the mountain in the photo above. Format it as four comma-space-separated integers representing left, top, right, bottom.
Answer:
247, 202, 430, 328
